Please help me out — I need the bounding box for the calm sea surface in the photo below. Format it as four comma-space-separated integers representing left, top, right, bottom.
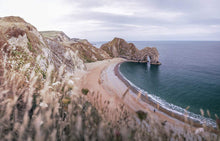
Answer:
93, 41, 220, 126
118, 41, 220, 126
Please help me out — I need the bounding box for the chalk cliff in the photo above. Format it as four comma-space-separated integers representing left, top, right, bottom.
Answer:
0, 16, 161, 86
0, 16, 85, 81
100, 37, 161, 64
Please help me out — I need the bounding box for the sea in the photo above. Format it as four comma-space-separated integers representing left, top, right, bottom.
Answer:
93, 41, 220, 127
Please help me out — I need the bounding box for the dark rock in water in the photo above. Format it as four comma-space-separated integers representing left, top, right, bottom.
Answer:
100, 37, 161, 65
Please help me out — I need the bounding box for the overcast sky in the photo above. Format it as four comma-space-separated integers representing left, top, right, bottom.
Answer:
0, 0, 220, 41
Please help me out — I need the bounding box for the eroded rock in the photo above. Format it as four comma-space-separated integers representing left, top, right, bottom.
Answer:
101, 37, 161, 65
41, 31, 111, 63
0, 16, 85, 78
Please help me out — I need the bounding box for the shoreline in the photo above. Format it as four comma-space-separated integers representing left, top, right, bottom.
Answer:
80, 58, 217, 135
114, 61, 217, 130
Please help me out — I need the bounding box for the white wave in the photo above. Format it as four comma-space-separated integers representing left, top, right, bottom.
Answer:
118, 64, 217, 128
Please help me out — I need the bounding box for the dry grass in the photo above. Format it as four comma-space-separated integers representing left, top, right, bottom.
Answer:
0, 60, 219, 141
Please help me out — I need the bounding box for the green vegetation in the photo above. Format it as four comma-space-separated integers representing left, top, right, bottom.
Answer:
27, 36, 36, 53
40, 70, 46, 79
10, 47, 33, 70
136, 110, 147, 121
81, 54, 95, 63
0, 37, 218, 140
81, 88, 89, 95
62, 97, 71, 104
34, 65, 47, 79
0, 58, 218, 141
85, 57, 94, 63
27, 41, 33, 51
40, 31, 64, 38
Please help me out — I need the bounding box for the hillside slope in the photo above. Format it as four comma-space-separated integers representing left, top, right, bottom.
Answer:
40, 31, 111, 63
0, 16, 85, 78
0, 16, 217, 141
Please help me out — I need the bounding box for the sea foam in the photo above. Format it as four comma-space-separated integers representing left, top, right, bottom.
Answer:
118, 64, 216, 128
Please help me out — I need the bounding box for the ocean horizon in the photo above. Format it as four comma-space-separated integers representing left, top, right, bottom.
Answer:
1, 0, 220, 139
94, 41, 220, 127
92, 40, 220, 48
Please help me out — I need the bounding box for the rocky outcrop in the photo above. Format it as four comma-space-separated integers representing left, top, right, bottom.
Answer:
64, 41, 111, 63
100, 38, 138, 60
0, 16, 85, 81
0, 16, 47, 72
41, 31, 111, 63
101, 37, 161, 65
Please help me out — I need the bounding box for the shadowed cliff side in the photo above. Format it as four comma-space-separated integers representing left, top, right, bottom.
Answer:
101, 37, 161, 65
41, 31, 111, 63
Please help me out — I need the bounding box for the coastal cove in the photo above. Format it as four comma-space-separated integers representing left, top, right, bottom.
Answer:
1, 1, 220, 137
80, 58, 201, 136
0, 15, 219, 140
117, 41, 220, 128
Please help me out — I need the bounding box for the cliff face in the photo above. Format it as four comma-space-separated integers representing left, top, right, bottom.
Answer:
0, 16, 161, 84
101, 37, 161, 65
40, 31, 111, 63
100, 38, 138, 60
66, 42, 111, 63
0, 16, 85, 79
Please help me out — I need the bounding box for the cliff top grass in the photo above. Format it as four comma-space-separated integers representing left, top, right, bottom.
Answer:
40, 31, 66, 38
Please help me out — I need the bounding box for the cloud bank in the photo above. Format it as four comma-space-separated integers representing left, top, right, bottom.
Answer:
0, 0, 220, 41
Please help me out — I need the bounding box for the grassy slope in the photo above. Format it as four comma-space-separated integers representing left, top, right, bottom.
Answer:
0, 17, 218, 141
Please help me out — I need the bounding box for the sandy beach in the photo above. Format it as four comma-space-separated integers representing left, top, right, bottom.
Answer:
77, 58, 215, 134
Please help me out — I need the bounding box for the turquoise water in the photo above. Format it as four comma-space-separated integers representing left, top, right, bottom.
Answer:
119, 41, 220, 126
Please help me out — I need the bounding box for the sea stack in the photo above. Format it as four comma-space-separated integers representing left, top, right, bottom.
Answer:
100, 37, 161, 65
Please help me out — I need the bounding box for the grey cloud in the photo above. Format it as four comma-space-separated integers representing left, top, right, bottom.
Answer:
66, 0, 220, 24
64, 0, 111, 8
62, 0, 220, 40
1, 0, 219, 40
64, 10, 180, 28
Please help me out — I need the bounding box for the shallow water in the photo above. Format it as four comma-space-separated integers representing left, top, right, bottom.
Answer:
119, 41, 220, 126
